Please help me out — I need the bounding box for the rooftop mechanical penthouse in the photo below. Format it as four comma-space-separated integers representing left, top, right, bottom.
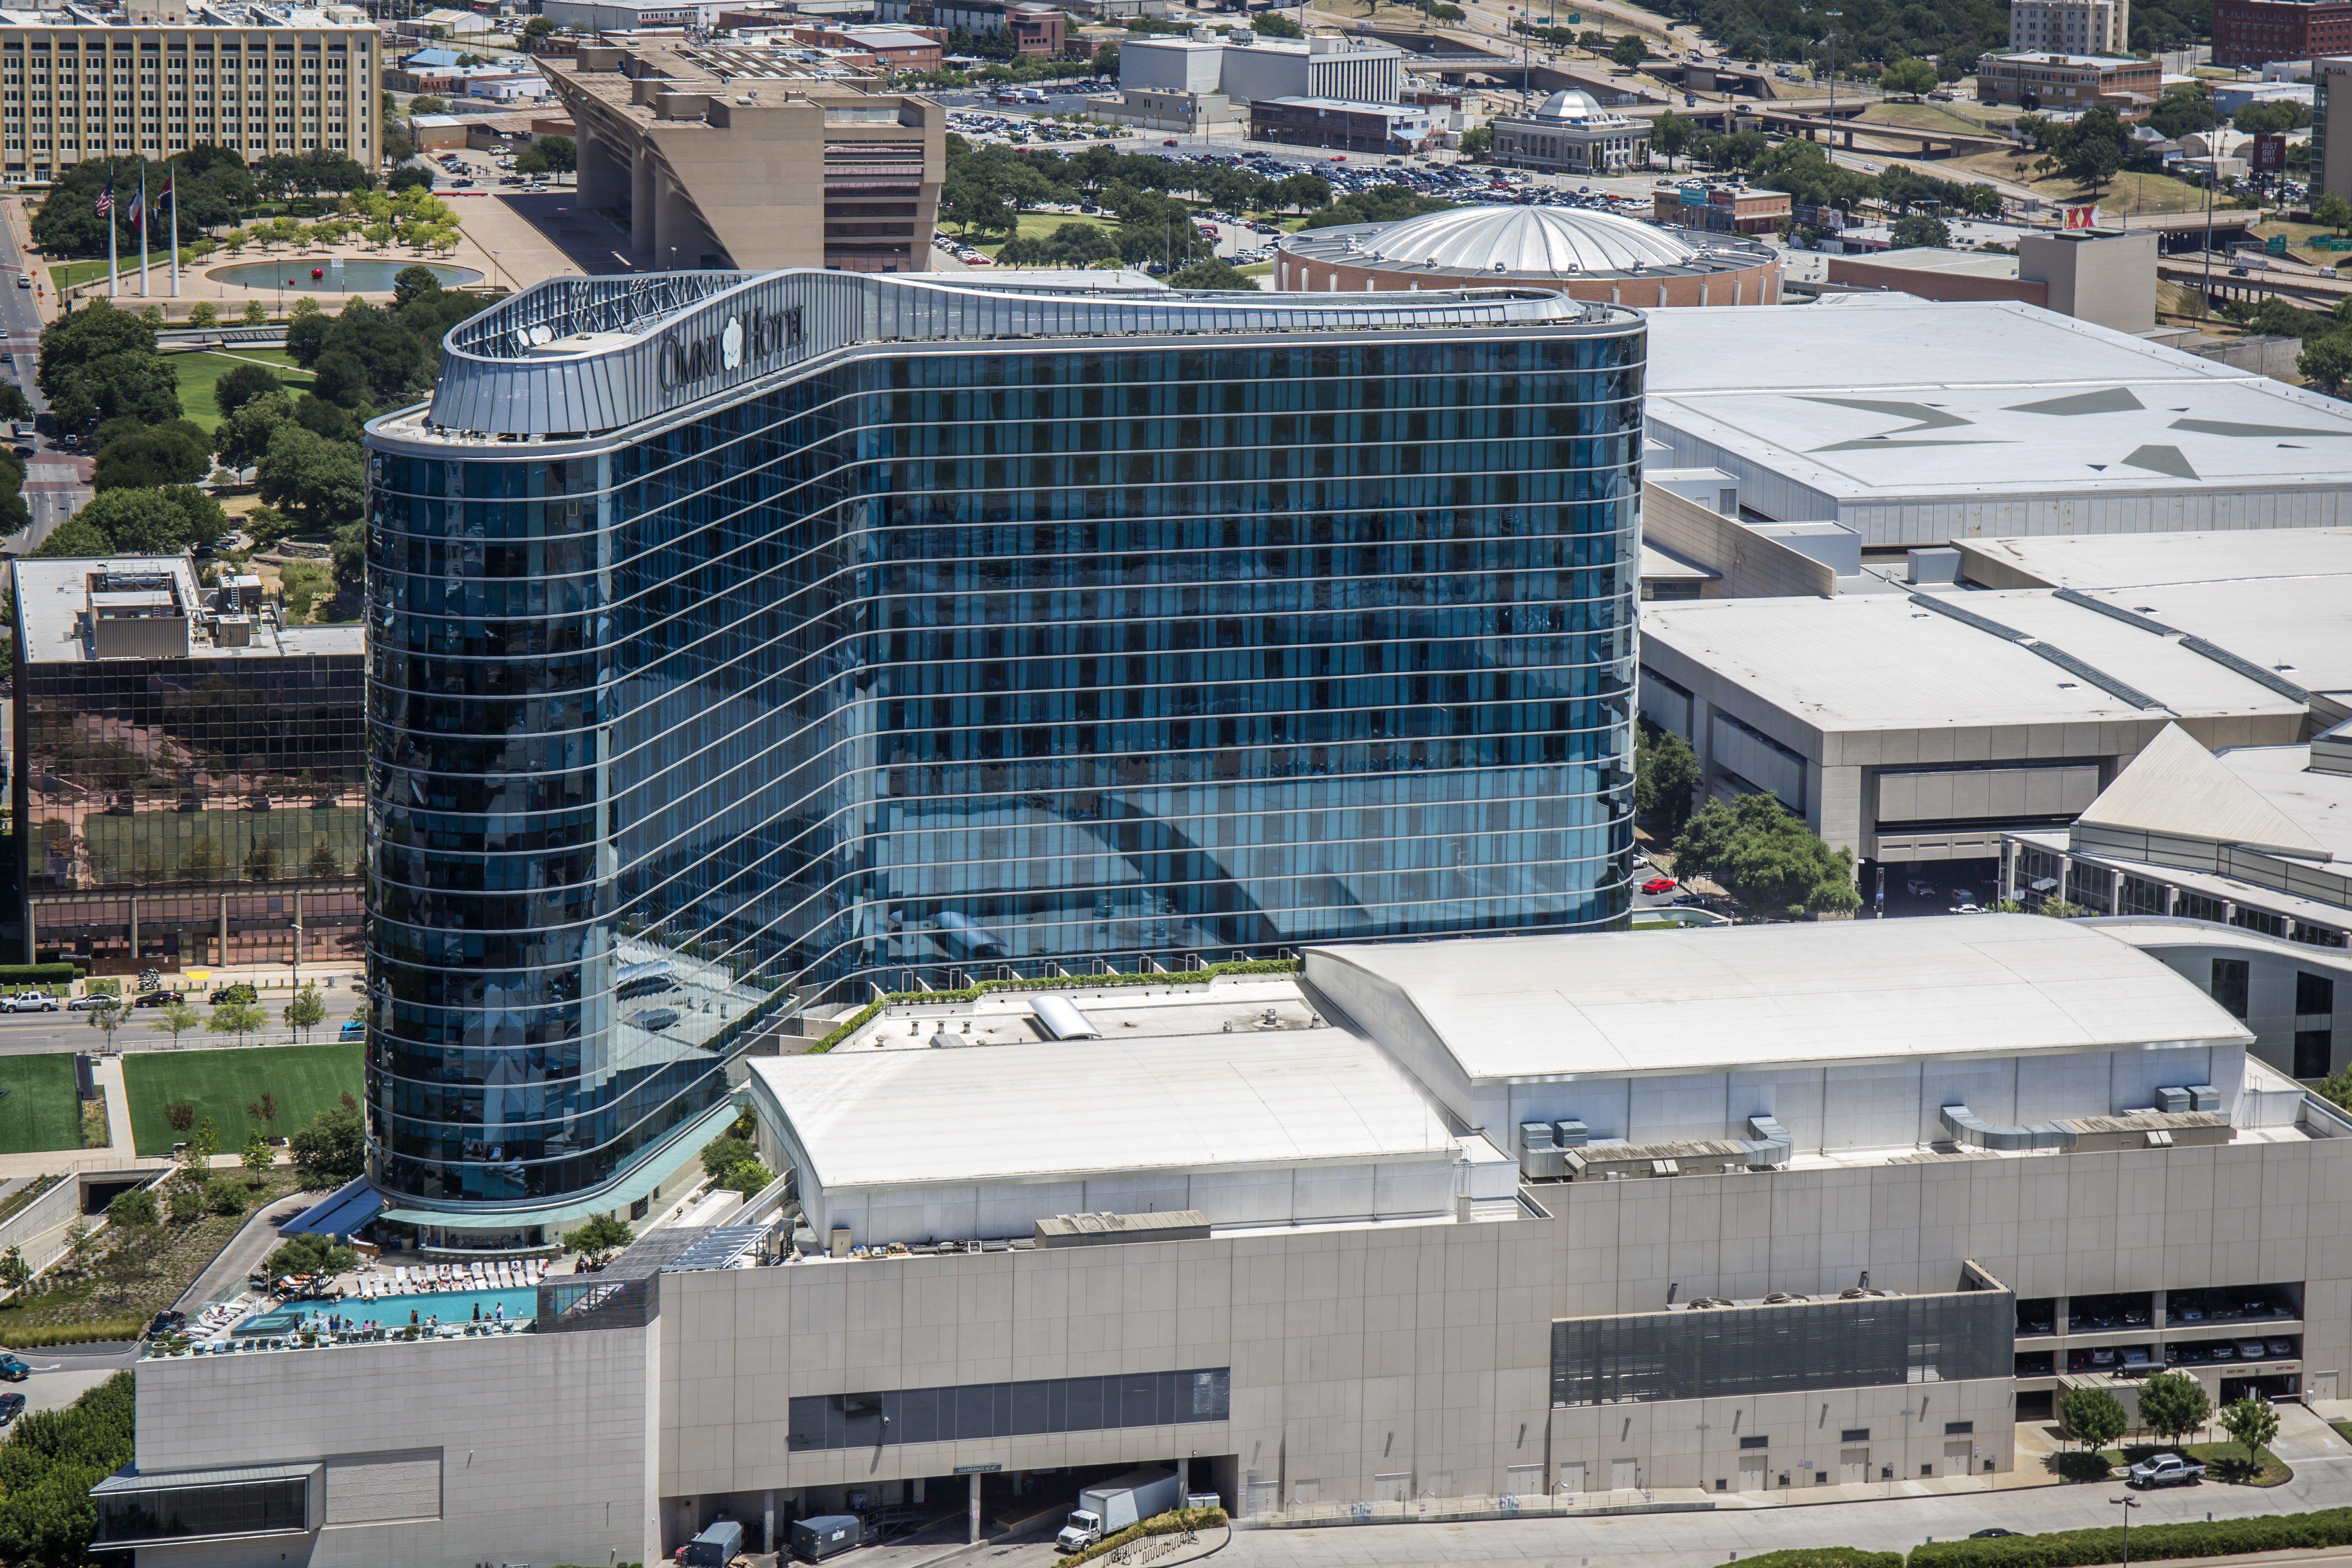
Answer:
359, 270, 1646, 1241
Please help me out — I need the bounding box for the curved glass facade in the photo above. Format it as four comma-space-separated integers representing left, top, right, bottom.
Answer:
365, 323, 1642, 1212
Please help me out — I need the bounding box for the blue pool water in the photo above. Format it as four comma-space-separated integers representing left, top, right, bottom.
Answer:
207, 259, 483, 291
239, 1286, 539, 1332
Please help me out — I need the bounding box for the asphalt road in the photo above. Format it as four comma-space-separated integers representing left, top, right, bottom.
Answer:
0, 196, 85, 555
1216, 1452, 2352, 1568
0, 1004, 360, 1056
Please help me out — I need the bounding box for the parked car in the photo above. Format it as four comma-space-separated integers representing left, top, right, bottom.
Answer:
67, 993, 116, 1010
2128, 1453, 2205, 1489
12, 275, 25, 290
2172, 1302, 2204, 1322
0, 992, 57, 1013
208, 984, 258, 1006
131, 991, 184, 1009
0, 1393, 22, 1424
2269, 1338, 2294, 1357
1640, 876, 1679, 895
1970, 1529, 2022, 1540
2235, 1339, 2267, 1360
0, 1355, 27, 1383
339, 1019, 366, 1042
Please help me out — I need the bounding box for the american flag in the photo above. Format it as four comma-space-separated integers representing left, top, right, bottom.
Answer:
94, 179, 113, 216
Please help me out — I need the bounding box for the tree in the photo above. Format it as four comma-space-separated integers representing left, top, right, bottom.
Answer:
522, 14, 556, 37
71, 487, 196, 556
2315, 334, 2352, 396
256, 423, 366, 529
1166, 258, 1256, 290
2146, 82, 2220, 140
1891, 213, 1952, 248
92, 418, 211, 492
149, 998, 200, 1049
565, 1212, 636, 1266
83, 997, 124, 1055
289, 1099, 365, 1187
215, 389, 292, 472
2237, 99, 2312, 134
515, 136, 577, 176
29, 516, 115, 560
1608, 33, 1648, 66
247, 1091, 280, 1135
164, 1101, 196, 1133
284, 307, 332, 368
409, 94, 449, 115
310, 350, 372, 410
391, 264, 443, 306
1650, 111, 1692, 170
2219, 1396, 2279, 1468
179, 1116, 219, 1183
1091, 40, 1119, 75
207, 999, 266, 1047
201, 1179, 247, 1216
265, 1232, 355, 1279
241, 1129, 275, 1185
284, 983, 326, 1044
213, 360, 283, 418
1635, 718, 1699, 841
1880, 57, 1936, 98
2061, 1383, 2127, 1453
2137, 1369, 2212, 1444
187, 300, 219, 328
2048, 102, 2131, 192
1674, 793, 1860, 917
1454, 123, 1493, 160
702, 1134, 755, 1181
0, 1245, 29, 1294
106, 1188, 159, 1230
0, 383, 29, 424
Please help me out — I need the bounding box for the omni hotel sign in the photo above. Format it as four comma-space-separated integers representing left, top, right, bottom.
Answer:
659, 303, 806, 391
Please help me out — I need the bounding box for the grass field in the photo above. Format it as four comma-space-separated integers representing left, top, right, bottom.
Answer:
975, 210, 1121, 257
168, 348, 314, 432
1858, 101, 2006, 137
1940, 150, 2219, 215
122, 1042, 361, 1157
47, 245, 208, 291
0, 1056, 85, 1155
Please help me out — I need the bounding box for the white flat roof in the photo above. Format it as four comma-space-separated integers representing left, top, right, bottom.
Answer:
748, 1028, 1461, 1192
1958, 528, 2352, 588
2078, 575, 2352, 698
1643, 301, 2352, 505
2216, 743, 2352, 861
1639, 589, 2306, 731
1307, 915, 2251, 1085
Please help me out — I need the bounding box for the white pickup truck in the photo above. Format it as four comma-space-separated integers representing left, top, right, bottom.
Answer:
2127, 1453, 2206, 1488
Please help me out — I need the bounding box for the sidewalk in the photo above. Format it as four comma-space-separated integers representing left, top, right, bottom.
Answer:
89, 1056, 134, 1154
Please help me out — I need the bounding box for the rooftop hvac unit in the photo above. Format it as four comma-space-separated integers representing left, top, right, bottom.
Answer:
2157, 1086, 2192, 1115
1518, 1121, 1566, 1179
1553, 1119, 1590, 1148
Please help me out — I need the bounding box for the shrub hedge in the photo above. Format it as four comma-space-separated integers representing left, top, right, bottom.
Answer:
1065, 1506, 1228, 1568
0, 966, 80, 987
1719, 1552, 1905, 1568
1908, 1507, 2352, 1568
811, 959, 1302, 1052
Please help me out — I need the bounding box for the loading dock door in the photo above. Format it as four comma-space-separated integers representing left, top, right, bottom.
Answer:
1505, 1465, 1542, 1498
1558, 1462, 1586, 1495
1944, 1439, 1973, 1476
1373, 1474, 1410, 1504
1610, 1459, 1638, 1490
1738, 1454, 1767, 1492
1840, 1449, 1868, 1485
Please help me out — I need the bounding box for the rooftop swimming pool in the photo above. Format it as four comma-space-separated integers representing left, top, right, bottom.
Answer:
234, 1286, 538, 1334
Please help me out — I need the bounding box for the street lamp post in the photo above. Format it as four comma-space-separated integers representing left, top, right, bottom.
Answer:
2113, 1492, 2141, 1568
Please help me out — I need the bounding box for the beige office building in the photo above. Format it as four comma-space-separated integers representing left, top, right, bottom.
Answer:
102, 918, 2352, 1566
550, 40, 943, 273
2009, 0, 2128, 56
0, 2, 377, 183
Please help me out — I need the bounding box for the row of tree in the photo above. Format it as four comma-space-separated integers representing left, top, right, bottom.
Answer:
2059, 1373, 2280, 1478
33, 147, 374, 259
1634, 719, 1861, 918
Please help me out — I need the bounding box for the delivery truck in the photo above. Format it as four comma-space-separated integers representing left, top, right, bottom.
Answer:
1054, 1468, 1182, 1553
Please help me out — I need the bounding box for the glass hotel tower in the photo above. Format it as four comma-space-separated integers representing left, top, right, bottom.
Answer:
363, 272, 1644, 1238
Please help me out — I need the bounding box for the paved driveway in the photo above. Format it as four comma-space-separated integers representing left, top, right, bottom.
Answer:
1220, 1436, 2352, 1568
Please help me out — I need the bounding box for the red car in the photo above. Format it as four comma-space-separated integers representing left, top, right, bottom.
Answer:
1640, 876, 1679, 895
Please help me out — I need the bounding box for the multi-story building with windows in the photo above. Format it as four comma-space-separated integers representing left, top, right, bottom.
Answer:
2215, 0, 2352, 67
2008, 0, 2127, 57
7, 556, 363, 973
549, 40, 944, 274
0, 2, 377, 185
358, 268, 1644, 1245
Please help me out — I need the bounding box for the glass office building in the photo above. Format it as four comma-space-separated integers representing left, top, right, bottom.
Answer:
365, 271, 1643, 1234
8, 558, 365, 973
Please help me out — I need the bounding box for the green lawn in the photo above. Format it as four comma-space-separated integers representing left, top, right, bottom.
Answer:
0, 1056, 85, 1155
168, 348, 314, 432
121, 1043, 361, 1158
976, 209, 1121, 257
1858, 100, 2005, 137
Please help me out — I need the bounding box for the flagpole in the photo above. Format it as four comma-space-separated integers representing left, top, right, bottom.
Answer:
107, 180, 118, 300
168, 175, 180, 298
138, 168, 150, 298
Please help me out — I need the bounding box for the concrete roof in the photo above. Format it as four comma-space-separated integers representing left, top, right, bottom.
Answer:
748, 1028, 1460, 1192
1306, 915, 2252, 1084
2077, 723, 2328, 858
8, 556, 362, 664
1841, 246, 2023, 280
1638, 589, 2307, 731
2212, 742, 2352, 862
1642, 300, 2352, 506
2083, 574, 2352, 698
1957, 528, 2352, 589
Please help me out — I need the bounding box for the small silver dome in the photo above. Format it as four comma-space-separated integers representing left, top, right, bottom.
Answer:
1536, 88, 1607, 121
1355, 204, 1699, 275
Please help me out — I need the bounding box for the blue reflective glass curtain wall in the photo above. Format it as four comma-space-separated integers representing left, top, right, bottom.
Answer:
366, 306, 1642, 1212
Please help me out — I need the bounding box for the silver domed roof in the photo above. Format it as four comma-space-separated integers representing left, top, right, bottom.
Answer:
1356, 204, 1699, 274
1537, 88, 1606, 120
